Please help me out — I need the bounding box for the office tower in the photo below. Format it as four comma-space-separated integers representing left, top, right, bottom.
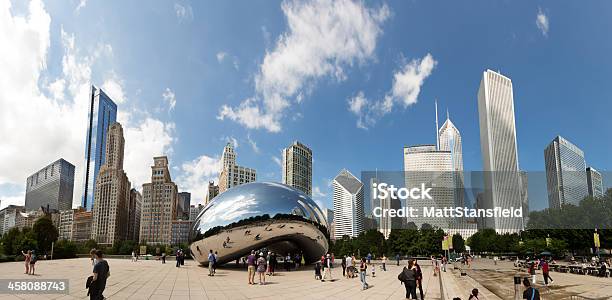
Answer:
205, 181, 219, 205
325, 208, 335, 239
24, 159, 75, 211
477, 69, 524, 231
91, 123, 131, 246
140, 156, 179, 245
189, 204, 205, 221
0, 205, 25, 235
544, 136, 588, 209
218, 143, 256, 193
282, 141, 313, 196
520, 171, 529, 225
178, 192, 191, 219
404, 145, 454, 229
332, 169, 364, 239
171, 220, 193, 245
586, 166, 604, 198
438, 111, 464, 172
82, 86, 118, 211
128, 189, 142, 241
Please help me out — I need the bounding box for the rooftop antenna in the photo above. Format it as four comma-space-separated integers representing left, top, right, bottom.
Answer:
446, 107, 450, 121
435, 99, 440, 150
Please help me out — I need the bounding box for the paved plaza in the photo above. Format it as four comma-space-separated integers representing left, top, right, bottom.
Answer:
0, 258, 611, 299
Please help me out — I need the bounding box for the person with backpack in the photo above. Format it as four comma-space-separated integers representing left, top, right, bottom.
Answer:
359, 257, 369, 290
208, 250, 215, 276
522, 277, 541, 300
29, 250, 37, 275
399, 259, 417, 299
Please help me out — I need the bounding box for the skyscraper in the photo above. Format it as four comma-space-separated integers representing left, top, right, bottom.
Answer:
438, 111, 464, 172
82, 86, 118, 211
177, 192, 191, 219
140, 156, 179, 245
586, 166, 604, 198
544, 136, 588, 209
205, 181, 219, 205
477, 69, 523, 231
91, 123, 131, 246
282, 141, 313, 196
128, 188, 142, 241
218, 143, 256, 193
25, 159, 75, 211
404, 145, 454, 229
332, 169, 364, 239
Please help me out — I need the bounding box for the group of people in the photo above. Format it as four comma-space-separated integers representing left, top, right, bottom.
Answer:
175, 249, 187, 267
207, 250, 218, 276
397, 259, 424, 299
245, 250, 268, 285
528, 258, 554, 286
20, 250, 37, 275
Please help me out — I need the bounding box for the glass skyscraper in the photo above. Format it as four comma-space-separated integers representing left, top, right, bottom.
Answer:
25, 158, 75, 211
544, 136, 588, 209
81, 86, 117, 211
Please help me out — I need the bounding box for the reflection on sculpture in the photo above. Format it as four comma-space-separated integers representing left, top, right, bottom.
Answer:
190, 182, 329, 265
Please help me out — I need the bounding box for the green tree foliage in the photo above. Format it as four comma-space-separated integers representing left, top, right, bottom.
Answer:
53, 240, 78, 259
32, 216, 58, 253
452, 234, 465, 253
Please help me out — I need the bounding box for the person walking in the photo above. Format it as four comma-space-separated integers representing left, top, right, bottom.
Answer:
213, 251, 219, 274
247, 250, 256, 285
529, 262, 537, 284
270, 252, 276, 276
161, 252, 166, 264
322, 253, 333, 282
175, 249, 181, 268
396, 254, 400, 266
89, 250, 109, 300
21, 250, 31, 274
400, 260, 417, 299
367, 253, 372, 264
257, 252, 267, 285
540, 259, 554, 285
415, 260, 424, 300
341, 256, 347, 277
382, 254, 387, 271
359, 257, 369, 290
371, 260, 376, 278
90, 248, 97, 266
522, 277, 541, 300
345, 255, 353, 278
208, 250, 215, 276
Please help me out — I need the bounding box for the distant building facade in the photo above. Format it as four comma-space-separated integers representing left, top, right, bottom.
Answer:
332, 169, 364, 239
178, 192, 191, 220
25, 159, 75, 211
171, 220, 193, 245
586, 167, 604, 198
205, 182, 219, 205
128, 189, 142, 241
91, 123, 131, 246
282, 141, 313, 196
544, 136, 588, 209
140, 156, 178, 245
218, 143, 256, 193
0, 205, 25, 235
189, 204, 204, 221
82, 86, 118, 211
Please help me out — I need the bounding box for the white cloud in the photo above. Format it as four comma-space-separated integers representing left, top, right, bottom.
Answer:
223, 136, 239, 149
216, 51, 227, 63
348, 53, 437, 129
0, 0, 175, 208
162, 87, 176, 111
247, 134, 260, 154
174, 2, 193, 22
271, 155, 282, 168
176, 154, 221, 204
218, 0, 390, 132
75, 0, 86, 13
313, 186, 327, 198
536, 8, 549, 37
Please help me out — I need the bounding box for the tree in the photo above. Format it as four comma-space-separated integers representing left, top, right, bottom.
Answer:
452, 234, 465, 253
53, 240, 78, 259
32, 217, 58, 253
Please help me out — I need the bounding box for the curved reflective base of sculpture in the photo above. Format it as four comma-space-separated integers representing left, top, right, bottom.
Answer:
189, 182, 329, 266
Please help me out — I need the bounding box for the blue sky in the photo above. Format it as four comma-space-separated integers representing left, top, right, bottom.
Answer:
1, 0, 611, 212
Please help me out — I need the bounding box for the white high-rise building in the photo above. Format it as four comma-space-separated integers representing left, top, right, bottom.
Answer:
403, 145, 454, 229
477, 69, 524, 232
218, 143, 256, 193
544, 136, 588, 209
586, 167, 604, 198
282, 141, 312, 196
438, 112, 464, 172
332, 169, 364, 239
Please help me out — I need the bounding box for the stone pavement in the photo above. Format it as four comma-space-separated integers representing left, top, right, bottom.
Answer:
0, 258, 457, 300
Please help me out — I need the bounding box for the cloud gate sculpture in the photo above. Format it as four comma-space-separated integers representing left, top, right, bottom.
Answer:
190, 182, 329, 266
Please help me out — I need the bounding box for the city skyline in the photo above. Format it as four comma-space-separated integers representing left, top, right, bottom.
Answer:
2, 0, 612, 215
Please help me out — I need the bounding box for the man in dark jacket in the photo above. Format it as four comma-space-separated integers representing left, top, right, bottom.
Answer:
89, 250, 109, 300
